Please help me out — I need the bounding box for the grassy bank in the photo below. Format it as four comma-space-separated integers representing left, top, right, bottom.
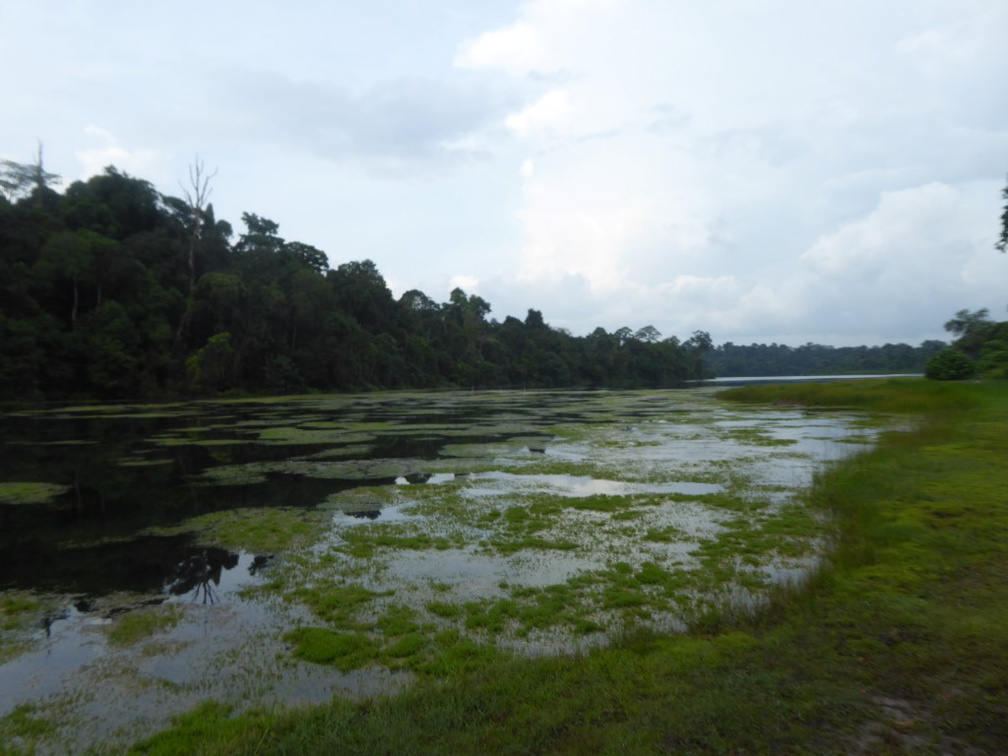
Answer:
127, 379, 1008, 754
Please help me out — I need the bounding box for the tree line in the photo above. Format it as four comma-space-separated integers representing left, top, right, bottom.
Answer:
0, 154, 714, 400
705, 341, 947, 377
680, 175, 1008, 380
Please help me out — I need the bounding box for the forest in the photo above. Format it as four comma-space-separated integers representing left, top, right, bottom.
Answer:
3, 154, 1004, 400
0, 156, 714, 400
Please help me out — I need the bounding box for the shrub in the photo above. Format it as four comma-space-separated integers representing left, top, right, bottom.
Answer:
925, 348, 976, 381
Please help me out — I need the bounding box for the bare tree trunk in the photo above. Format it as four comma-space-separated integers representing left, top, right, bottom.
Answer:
175, 156, 218, 344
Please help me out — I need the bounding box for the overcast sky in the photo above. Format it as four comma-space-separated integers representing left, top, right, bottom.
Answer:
3, 0, 1007, 346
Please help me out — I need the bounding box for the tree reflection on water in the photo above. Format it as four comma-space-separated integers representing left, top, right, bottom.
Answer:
164, 547, 238, 605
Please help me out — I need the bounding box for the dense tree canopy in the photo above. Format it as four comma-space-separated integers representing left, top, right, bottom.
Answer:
0, 162, 713, 400
938, 307, 1008, 379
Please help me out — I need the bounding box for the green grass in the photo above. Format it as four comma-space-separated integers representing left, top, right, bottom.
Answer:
717, 375, 985, 415
132, 378, 1008, 753
284, 627, 381, 671
337, 528, 460, 559
289, 583, 393, 628
106, 605, 183, 647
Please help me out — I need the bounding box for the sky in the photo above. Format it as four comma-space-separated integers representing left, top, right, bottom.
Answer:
2, 0, 1007, 347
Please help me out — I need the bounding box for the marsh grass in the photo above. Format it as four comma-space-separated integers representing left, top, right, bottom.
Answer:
1, 592, 67, 664
130, 379, 1008, 754
718, 375, 984, 415
145, 507, 328, 552
0, 481, 69, 505
0, 594, 41, 630
0, 702, 59, 752
106, 605, 183, 647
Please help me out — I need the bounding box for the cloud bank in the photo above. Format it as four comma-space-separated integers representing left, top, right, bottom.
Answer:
2, 0, 1006, 346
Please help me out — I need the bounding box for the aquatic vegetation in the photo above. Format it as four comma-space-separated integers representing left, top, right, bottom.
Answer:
337, 527, 461, 558
145, 507, 329, 553
105, 605, 183, 647
116, 457, 175, 468
149, 436, 247, 448
289, 584, 394, 628
0, 593, 46, 664
0, 702, 58, 745
0, 481, 69, 505
285, 627, 382, 671
263, 396, 863, 664
257, 426, 356, 445
0, 387, 891, 752
1, 594, 42, 631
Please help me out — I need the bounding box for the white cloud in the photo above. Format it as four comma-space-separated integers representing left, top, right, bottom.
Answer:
447, 0, 1008, 345
505, 90, 570, 136
2, 0, 1006, 348
456, 20, 544, 75
75, 126, 171, 184
801, 182, 983, 283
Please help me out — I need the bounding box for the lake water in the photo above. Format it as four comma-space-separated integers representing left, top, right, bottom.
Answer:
0, 388, 885, 751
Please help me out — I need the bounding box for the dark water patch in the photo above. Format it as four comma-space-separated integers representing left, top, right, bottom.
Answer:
0, 550, 268, 721
0, 442, 400, 564
367, 435, 447, 459
260, 473, 407, 504
0, 535, 250, 599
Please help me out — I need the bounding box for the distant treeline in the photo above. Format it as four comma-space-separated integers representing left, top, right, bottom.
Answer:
0, 158, 714, 400
706, 340, 947, 378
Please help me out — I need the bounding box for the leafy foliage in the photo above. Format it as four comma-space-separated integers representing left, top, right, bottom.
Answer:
925, 348, 977, 381
940, 308, 1008, 379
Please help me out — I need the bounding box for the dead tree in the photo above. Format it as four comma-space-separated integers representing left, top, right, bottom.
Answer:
175, 156, 218, 342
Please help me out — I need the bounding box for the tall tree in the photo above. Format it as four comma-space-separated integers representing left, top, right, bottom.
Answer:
179, 157, 217, 296
235, 213, 284, 256
173, 157, 218, 342
0, 142, 61, 202
945, 308, 992, 359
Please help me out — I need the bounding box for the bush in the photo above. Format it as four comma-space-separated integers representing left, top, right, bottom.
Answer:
925, 348, 976, 381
